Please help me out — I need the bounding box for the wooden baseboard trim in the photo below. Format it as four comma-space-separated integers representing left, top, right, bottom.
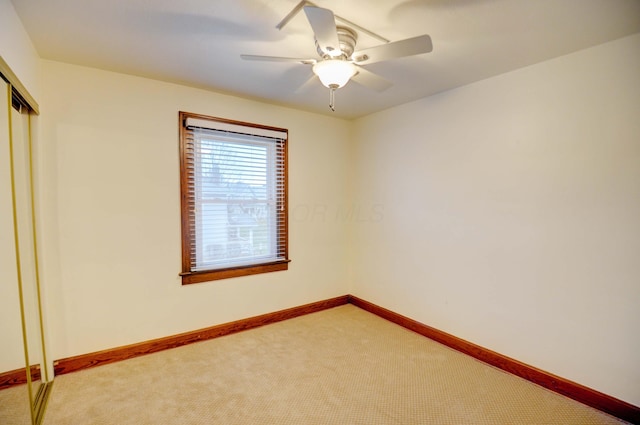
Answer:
348, 295, 640, 424
0, 367, 28, 390
0, 365, 42, 391
53, 295, 349, 376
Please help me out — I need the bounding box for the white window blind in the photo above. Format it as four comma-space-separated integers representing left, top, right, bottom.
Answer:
183, 117, 287, 273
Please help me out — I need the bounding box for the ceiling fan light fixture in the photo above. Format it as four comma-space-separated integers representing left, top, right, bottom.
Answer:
312, 60, 357, 88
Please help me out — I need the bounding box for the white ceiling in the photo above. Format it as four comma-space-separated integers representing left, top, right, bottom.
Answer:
10, 0, 640, 119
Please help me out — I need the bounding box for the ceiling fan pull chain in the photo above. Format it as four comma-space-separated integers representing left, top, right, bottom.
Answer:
329, 86, 336, 111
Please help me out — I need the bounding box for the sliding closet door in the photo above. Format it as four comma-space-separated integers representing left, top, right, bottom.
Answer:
11, 97, 45, 409
0, 79, 32, 424
0, 62, 50, 423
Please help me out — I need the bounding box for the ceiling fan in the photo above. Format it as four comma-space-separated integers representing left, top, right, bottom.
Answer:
241, 5, 433, 111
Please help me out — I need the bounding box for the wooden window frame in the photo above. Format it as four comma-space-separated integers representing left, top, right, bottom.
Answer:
179, 111, 289, 285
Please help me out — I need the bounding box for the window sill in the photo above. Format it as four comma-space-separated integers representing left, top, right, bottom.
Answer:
181, 260, 290, 285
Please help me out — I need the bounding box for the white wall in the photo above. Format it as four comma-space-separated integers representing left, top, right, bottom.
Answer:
351, 33, 640, 405
0, 0, 40, 101
38, 60, 352, 359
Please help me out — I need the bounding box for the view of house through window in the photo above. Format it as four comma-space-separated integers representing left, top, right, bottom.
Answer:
179, 112, 288, 284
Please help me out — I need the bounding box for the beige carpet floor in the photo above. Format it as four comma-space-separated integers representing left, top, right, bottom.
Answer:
0, 383, 32, 424
40, 305, 628, 425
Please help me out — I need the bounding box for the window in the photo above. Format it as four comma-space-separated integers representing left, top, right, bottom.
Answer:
179, 112, 289, 284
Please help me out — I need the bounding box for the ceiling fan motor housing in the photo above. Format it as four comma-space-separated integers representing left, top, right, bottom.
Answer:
315, 26, 358, 59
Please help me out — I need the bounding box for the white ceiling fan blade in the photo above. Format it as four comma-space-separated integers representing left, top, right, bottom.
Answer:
240, 54, 316, 65
352, 35, 433, 65
351, 66, 393, 92
303, 6, 342, 57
